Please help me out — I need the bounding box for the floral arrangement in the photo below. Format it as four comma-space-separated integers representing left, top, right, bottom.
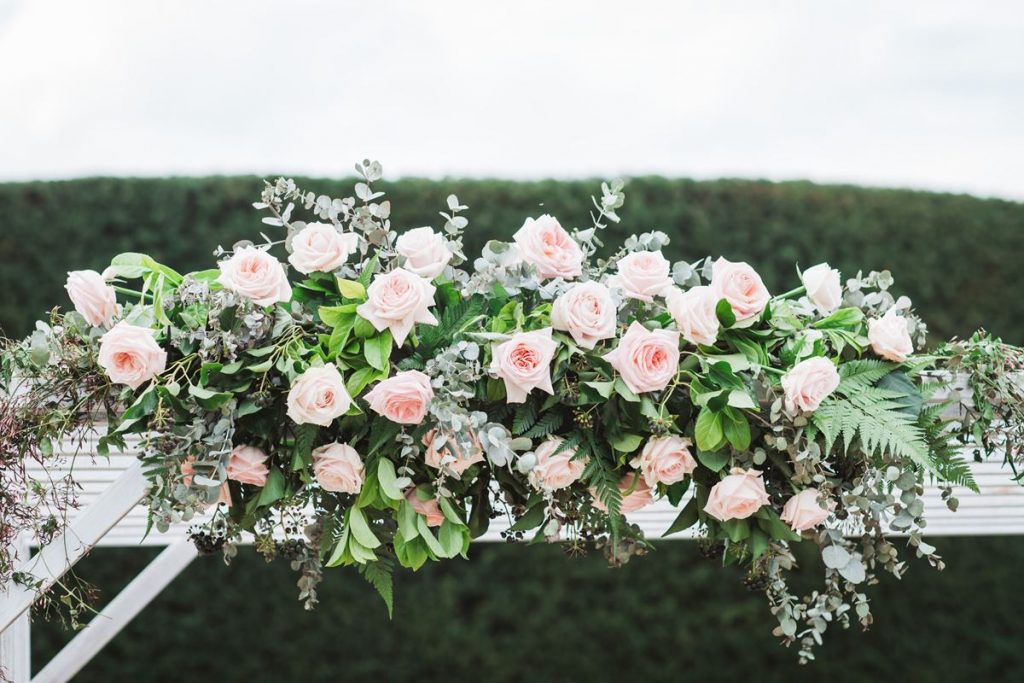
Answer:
3, 161, 1023, 662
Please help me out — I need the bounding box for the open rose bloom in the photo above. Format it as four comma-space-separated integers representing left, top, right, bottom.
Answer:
364, 370, 434, 424
781, 356, 840, 414
395, 227, 453, 279
868, 308, 914, 362
704, 468, 770, 521
357, 268, 438, 346
97, 322, 167, 389
65, 269, 118, 327
550, 281, 616, 349
711, 257, 769, 321
313, 442, 365, 494
603, 322, 680, 394
528, 438, 587, 492
226, 445, 270, 486
513, 215, 583, 280
217, 246, 292, 306
608, 251, 673, 302
288, 222, 360, 274
287, 365, 352, 426
490, 328, 557, 403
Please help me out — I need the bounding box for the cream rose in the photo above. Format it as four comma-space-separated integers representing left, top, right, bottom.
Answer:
217, 246, 292, 306
608, 251, 673, 302
528, 438, 587, 492
288, 222, 359, 274
286, 365, 352, 426
97, 322, 167, 389
65, 270, 117, 327
665, 285, 720, 347
312, 442, 365, 494
801, 263, 842, 315
704, 468, 770, 521
356, 267, 438, 347
395, 227, 453, 279
591, 472, 654, 514
405, 488, 445, 527
781, 356, 840, 414
513, 215, 583, 280
710, 257, 770, 321
603, 322, 680, 394
781, 488, 833, 532
225, 445, 270, 486
868, 308, 914, 362
550, 281, 616, 349
423, 430, 485, 476
363, 370, 434, 425
632, 435, 697, 487
490, 328, 557, 403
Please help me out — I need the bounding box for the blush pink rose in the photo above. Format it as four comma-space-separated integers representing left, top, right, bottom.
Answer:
528, 438, 587, 492
608, 251, 673, 302
665, 285, 720, 347
781, 356, 840, 414
405, 488, 445, 527
550, 281, 616, 349
590, 472, 654, 514
781, 488, 833, 532
288, 222, 359, 274
513, 215, 583, 280
363, 370, 434, 425
97, 322, 168, 389
801, 263, 842, 315
632, 435, 697, 487
868, 308, 914, 362
710, 257, 770, 321
312, 442, 365, 494
395, 227, 453, 279
181, 456, 197, 487
603, 322, 680, 394
423, 430, 485, 476
704, 468, 771, 521
217, 246, 292, 306
490, 328, 557, 403
286, 365, 352, 426
226, 445, 270, 486
65, 270, 117, 327
356, 267, 438, 346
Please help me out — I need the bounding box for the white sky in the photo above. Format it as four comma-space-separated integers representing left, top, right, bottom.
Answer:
1, 1, 1022, 199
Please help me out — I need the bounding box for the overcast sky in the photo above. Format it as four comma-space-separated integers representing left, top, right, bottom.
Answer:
1, 1, 1022, 199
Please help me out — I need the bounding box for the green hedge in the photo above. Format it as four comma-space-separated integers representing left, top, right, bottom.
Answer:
2, 176, 1022, 342
31, 538, 1024, 681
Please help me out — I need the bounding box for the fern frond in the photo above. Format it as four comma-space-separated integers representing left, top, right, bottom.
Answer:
358, 557, 394, 618
836, 360, 897, 395
416, 296, 484, 353
512, 402, 539, 436
580, 432, 622, 542
523, 412, 564, 438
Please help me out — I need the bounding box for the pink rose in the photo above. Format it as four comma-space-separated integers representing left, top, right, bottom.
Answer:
513, 215, 583, 280
216, 483, 232, 507
665, 285, 720, 347
528, 438, 587, 492
286, 365, 352, 426
65, 270, 117, 327
363, 370, 434, 425
490, 328, 557, 403
632, 435, 697, 487
217, 246, 292, 306
423, 430, 484, 476
704, 468, 770, 521
288, 222, 359, 274
608, 251, 673, 302
603, 322, 680, 394
181, 455, 197, 487
591, 472, 654, 514
395, 227, 453, 279
226, 445, 270, 486
405, 488, 445, 527
780, 488, 833, 531
312, 442, 365, 494
868, 308, 914, 362
710, 257, 770, 321
356, 267, 438, 346
97, 322, 167, 389
781, 356, 840, 414
550, 281, 616, 349
801, 263, 842, 315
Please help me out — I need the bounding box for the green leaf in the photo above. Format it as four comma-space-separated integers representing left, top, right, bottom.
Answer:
364, 330, 393, 371
755, 507, 802, 541
438, 498, 465, 525
813, 307, 864, 330
376, 458, 404, 501
611, 432, 644, 453
715, 298, 736, 328
291, 424, 318, 471
346, 366, 385, 397
510, 501, 546, 531
336, 278, 367, 301
722, 408, 752, 451
614, 377, 641, 402
695, 409, 726, 451
720, 518, 750, 542
397, 500, 420, 542
358, 559, 394, 618
319, 303, 359, 326
582, 380, 615, 399
348, 507, 382, 549
696, 447, 730, 472
256, 468, 287, 507
663, 497, 699, 537
416, 516, 447, 557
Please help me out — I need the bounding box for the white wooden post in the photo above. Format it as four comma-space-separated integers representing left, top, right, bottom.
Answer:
0, 537, 32, 683
31, 540, 198, 683
0, 462, 149, 634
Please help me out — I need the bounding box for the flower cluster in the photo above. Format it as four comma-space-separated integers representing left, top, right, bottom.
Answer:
3, 163, 1023, 662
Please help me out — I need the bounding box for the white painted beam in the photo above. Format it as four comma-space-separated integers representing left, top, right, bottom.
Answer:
31, 540, 198, 683
0, 462, 150, 634
0, 538, 32, 683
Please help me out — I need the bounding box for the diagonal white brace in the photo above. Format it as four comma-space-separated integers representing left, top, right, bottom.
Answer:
0, 461, 150, 634
31, 540, 198, 683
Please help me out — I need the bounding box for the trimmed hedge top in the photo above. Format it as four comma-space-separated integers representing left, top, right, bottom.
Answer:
1, 176, 1021, 341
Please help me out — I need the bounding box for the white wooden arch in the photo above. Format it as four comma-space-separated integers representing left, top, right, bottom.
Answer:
3, 431, 1024, 682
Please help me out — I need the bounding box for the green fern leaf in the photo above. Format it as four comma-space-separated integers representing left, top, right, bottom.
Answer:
523, 412, 564, 438
359, 557, 394, 618
512, 402, 539, 436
